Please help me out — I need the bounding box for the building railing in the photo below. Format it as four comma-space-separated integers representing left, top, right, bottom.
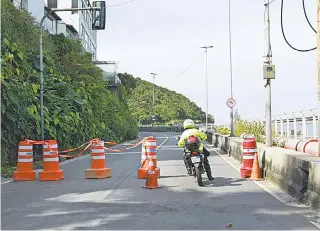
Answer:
215, 108, 319, 140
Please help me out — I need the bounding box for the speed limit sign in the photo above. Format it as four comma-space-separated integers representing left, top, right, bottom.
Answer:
226, 98, 236, 108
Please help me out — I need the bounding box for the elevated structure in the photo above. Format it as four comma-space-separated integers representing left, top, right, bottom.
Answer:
93, 61, 121, 96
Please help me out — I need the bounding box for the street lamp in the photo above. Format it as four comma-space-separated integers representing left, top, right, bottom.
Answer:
150, 72, 158, 127
228, 0, 235, 137
200, 45, 213, 130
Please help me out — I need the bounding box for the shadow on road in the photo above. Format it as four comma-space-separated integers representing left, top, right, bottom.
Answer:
207, 177, 247, 188
160, 175, 187, 179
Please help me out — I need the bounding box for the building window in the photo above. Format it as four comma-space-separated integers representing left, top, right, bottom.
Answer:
47, 0, 57, 8
72, 0, 78, 8
71, 0, 78, 14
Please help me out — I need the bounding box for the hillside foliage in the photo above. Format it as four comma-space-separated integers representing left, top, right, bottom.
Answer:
1, 0, 138, 166
118, 73, 215, 125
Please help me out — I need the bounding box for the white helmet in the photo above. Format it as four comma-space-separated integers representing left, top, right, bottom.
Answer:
183, 119, 195, 129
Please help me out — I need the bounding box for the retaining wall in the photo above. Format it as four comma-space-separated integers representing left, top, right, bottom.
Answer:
206, 132, 320, 209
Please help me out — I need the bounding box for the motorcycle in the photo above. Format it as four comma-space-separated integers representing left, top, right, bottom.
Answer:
176, 135, 205, 187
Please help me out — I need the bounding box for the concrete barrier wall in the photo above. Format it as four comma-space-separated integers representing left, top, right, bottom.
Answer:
139, 126, 184, 133
206, 132, 320, 209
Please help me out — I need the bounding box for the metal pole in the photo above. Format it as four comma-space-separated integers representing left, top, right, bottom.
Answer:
228, 0, 235, 137
317, 0, 320, 155
205, 48, 208, 131
151, 73, 157, 127
200, 45, 213, 130
39, 14, 47, 141
152, 75, 155, 127
264, 0, 272, 147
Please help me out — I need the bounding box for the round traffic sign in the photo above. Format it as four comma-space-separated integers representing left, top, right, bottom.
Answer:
226, 98, 236, 108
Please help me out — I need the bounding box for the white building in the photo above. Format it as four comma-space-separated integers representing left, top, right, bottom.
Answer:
11, 0, 95, 59
46, 0, 98, 60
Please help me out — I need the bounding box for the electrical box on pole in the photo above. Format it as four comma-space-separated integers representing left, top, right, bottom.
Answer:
263, 64, 275, 79
92, 1, 106, 30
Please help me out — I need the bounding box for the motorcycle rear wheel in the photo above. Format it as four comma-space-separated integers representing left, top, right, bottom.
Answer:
195, 167, 203, 187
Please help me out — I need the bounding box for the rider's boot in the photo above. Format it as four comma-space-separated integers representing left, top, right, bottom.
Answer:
205, 167, 215, 180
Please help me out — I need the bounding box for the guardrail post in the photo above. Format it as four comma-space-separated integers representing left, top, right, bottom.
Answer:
293, 116, 298, 139
310, 109, 317, 139
274, 117, 278, 136
284, 113, 290, 138
313, 115, 317, 138
299, 111, 307, 140
280, 117, 284, 137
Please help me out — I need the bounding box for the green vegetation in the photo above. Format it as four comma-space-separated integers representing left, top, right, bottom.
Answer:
1, 0, 138, 172
118, 73, 214, 125
215, 109, 277, 144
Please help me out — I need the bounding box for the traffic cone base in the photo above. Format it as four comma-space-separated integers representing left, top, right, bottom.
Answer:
85, 168, 112, 179
142, 185, 163, 189
39, 170, 64, 181
138, 167, 160, 179
13, 170, 36, 181
142, 173, 162, 189
240, 167, 252, 178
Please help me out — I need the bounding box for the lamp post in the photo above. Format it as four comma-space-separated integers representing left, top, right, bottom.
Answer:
228, 0, 235, 137
150, 72, 158, 127
200, 45, 213, 130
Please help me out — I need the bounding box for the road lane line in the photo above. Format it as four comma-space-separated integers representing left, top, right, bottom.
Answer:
157, 135, 169, 150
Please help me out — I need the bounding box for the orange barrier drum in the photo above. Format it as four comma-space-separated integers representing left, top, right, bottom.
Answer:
85, 140, 112, 179
13, 141, 36, 181
137, 137, 160, 179
39, 140, 64, 181
240, 138, 257, 178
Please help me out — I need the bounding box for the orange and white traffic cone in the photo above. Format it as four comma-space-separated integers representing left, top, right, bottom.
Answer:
85, 140, 112, 179
138, 141, 149, 179
13, 141, 36, 181
39, 140, 64, 181
142, 159, 162, 189
249, 152, 264, 181
138, 136, 160, 179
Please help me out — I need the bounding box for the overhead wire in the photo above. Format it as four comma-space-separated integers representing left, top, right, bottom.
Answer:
166, 52, 205, 80
106, 0, 138, 8
302, 0, 316, 33
280, 0, 316, 52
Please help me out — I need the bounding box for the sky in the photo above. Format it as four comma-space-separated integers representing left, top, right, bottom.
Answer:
96, 0, 318, 125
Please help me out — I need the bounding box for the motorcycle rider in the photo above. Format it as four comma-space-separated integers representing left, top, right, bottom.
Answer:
177, 119, 214, 180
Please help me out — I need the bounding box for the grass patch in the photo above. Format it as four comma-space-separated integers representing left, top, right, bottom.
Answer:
1, 165, 16, 178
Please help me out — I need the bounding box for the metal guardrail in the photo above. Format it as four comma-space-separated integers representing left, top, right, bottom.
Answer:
216, 108, 319, 140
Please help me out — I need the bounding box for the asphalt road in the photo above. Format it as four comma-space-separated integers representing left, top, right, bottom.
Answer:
1, 132, 319, 230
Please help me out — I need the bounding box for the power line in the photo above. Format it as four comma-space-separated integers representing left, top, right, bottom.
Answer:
302, 0, 316, 33
166, 52, 205, 80
106, 0, 138, 8
280, 0, 316, 52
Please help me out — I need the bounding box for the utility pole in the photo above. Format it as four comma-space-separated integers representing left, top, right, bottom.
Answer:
317, 0, 320, 155
264, 0, 273, 147
151, 72, 157, 127
200, 45, 213, 131
228, 0, 235, 137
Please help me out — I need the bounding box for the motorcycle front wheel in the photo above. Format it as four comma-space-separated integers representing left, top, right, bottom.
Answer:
195, 167, 203, 187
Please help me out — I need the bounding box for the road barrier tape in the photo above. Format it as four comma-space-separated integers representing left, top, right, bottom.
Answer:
21, 136, 154, 160
103, 136, 154, 153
